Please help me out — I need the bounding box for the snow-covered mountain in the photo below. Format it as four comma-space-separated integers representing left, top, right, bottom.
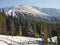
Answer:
0, 5, 58, 21
34, 7, 60, 20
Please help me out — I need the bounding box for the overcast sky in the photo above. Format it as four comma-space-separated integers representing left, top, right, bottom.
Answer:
0, 0, 60, 9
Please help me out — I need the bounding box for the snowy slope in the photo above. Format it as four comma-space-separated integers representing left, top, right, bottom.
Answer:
34, 7, 60, 20
0, 35, 58, 45
0, 35, 43, 45
1, 5, 57, 21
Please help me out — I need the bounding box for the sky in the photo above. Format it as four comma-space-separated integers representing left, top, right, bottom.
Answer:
0, 0, 60, 9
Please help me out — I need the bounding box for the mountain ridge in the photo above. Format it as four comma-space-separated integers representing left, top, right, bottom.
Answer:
0, 5, 58, 21
34, 7, 60, 20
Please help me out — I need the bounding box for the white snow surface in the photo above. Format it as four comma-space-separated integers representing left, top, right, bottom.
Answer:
0, 35, 58, 45
0, 35, 42, 45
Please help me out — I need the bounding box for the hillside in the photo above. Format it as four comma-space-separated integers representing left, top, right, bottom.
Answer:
0, 5, 57, 21
34, 7, 60, 20
0, 5, 59, 45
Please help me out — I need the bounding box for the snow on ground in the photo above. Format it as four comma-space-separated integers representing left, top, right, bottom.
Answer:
0, 35, 58, 45
0, 35, 43, 45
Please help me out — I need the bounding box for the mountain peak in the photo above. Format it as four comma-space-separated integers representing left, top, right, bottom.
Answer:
0, 5, 58, 21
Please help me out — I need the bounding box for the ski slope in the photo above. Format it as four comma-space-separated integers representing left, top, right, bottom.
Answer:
0, 35, 58, 45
